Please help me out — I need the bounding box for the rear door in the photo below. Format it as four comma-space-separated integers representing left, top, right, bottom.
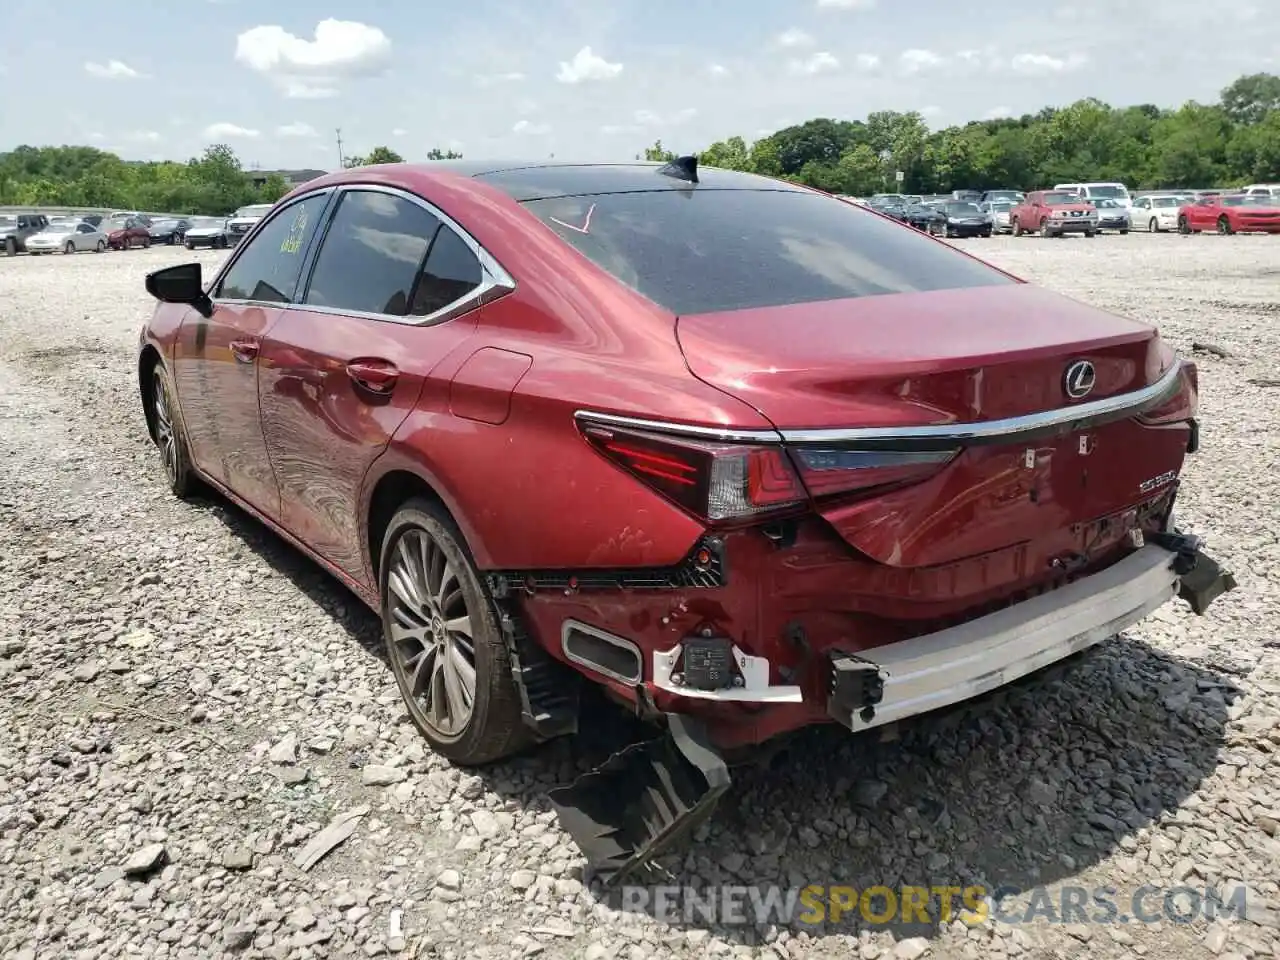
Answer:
257, 186, 494, 585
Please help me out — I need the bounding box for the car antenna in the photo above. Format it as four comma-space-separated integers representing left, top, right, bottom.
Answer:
657, 155, 699, 184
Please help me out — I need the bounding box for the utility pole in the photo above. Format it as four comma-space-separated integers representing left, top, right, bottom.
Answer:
335, 128, 344, 169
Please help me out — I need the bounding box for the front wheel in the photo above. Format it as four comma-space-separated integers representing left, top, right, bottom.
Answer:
1217, 215, 1234, 235
380, 499, 530, 766
1178, 215, 1191, 235
64, 241, 75, 255
215, 236, 227, 249
1119, 228, 1128, 235
4, 238, 16, 257
1084, 230, 1096, 238
150, 364, 197, 499
1012, 219, 1023, 237
95, 240, 106, 253
1039, 219, 1052, 238
1149, 218, 1160, 233
142, 236, 152, 248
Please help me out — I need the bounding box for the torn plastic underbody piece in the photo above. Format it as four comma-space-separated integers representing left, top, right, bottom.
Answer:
547, 713, 730, 887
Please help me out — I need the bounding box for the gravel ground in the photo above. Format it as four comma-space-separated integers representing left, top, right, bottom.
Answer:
1, 234, 1278, 960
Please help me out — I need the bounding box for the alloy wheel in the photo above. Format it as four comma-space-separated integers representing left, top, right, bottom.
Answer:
153, 376, 179, 484
385, 528, 477, 739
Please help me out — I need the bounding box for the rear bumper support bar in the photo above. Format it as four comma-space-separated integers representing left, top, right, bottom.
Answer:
828, 536, 1234, 732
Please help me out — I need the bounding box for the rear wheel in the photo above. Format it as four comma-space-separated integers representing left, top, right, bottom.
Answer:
1178, 215, 1191, 234
95, 239, 106, 253
215, 236, 227, 249
142, 236, 152, 248
1217, 215, 1234, 235
1149, 217, 1160, 233
63, 241, 75, 255
1012, 218, 1023, 237
4, 238, 16, 257
1084, 230, 1096, 238
185, 241, 194, 250
380, 498, 530, 765
1119, 228, 1128, 235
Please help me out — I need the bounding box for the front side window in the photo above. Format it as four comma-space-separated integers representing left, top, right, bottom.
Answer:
303, 190, 441, 316
525, 189, 1013, 315
216, 193, 327, 303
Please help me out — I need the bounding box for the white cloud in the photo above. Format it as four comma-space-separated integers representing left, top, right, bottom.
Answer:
789, 51, 840, 76
817, 0, 875, 6
855, 53, 880, 70
235, 19, 391, 97
984, 105, 1014, 119
204, 122, 261, 139
84, 60, 142, 80
707, 63, 729, 78
556, 46, 622, 83
512, 120, 551, 135
634, 108, 698, 126
391, 127, 407, 137
776, 28, 815, 48
276, 122, 317, 137
899, 48, 944, 73
1010, 52, 1089, 74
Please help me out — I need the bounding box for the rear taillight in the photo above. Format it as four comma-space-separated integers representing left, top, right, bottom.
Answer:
581, 425, 807, 522
788, 447, 957, 498
1138, 361, 1198, 425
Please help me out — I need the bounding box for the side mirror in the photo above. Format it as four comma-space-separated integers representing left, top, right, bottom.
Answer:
145, 263, 213, 318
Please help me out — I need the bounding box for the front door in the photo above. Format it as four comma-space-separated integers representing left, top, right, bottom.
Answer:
171, 189, 332, 516
258, 187, 495, 586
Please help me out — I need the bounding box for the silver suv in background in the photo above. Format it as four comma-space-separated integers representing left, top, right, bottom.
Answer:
225, 203, 274, 246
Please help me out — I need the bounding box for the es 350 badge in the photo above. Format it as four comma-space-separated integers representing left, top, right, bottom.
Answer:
1138, 470, 1177, 494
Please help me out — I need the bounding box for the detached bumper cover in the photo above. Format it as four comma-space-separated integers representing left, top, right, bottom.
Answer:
829, 536, 1235, 732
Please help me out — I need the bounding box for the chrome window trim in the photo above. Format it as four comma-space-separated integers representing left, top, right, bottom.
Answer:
290, 183, 516, 327
574, 359, 1186, 448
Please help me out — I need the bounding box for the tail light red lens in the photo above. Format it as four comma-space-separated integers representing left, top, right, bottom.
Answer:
581, 425, 807, 522
1138, 361, 1198, 425
788, 447, 958, 498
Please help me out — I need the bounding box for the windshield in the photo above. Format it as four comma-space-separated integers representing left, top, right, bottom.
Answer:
524, 190, 1013, 315
234, 204, 273, 218
945, 202, 983, 215
990, 201, 1014, 211
1043, 192, 1080, 205
190, 218, 223, 228
1222, 195, 1272, 206
1085, 185, 1128, 199
1152, 197, 1181, 208
43, 223, 76, 233
985, 191, 1022, 201
1091, 199, 1120, 208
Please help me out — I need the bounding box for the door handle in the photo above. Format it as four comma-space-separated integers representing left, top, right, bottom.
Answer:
346, 359, 399, 395
230, 338, 259, 363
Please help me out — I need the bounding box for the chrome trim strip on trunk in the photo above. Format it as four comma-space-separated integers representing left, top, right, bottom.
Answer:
575, 359, 1185, 449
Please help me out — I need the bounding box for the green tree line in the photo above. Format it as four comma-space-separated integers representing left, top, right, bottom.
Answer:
0, 142, 463, 214
693, 72, 1280, 194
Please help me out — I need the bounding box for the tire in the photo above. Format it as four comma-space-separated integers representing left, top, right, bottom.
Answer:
4, 237, 16, 257
150, 363, 197, 499
379, 498, 530, 766
185, 241, 194, 250
1084, 230, 1096, 238
1119, 228, 1128, 235
215, 236, 227, 249
142, 236, 152, 248
1217, 215, 1234, 236
64, 241, 75, 255
95, 240, 106, 253
1178, 215, 1191, 235
166, 235, 175, 245
1149, 218, 1160, 233
1012, 219, 1023, 237
1039, 219, 1052, 238
981, 228, 992, 237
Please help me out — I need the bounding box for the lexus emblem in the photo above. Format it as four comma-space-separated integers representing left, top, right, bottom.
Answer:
1063, 360, 1097, 400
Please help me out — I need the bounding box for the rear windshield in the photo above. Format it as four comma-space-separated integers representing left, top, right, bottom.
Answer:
524, 190, 1013, 315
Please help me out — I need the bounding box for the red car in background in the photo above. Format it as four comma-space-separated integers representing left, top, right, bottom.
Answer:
106, 216, 152, 250
136, 159, 1234, 884
1177, 193, 1280, 234
1009, 190, 1100, 237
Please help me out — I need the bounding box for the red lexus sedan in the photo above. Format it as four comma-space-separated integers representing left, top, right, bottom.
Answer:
138, 159, 1234, 883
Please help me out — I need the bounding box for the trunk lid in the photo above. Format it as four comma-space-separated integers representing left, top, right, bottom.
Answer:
676, 284, 1188, 567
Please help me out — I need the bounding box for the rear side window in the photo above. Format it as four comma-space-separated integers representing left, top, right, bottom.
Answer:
409, 227, 483, 316
524, 190, 1013, 315
304, 190, 440, 316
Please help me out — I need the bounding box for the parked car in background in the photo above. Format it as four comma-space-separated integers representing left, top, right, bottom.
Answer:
79, 213, 105, 228
225, 202, 274, 245
1131, 195, 1186, 233
928, 200, 992, 237
1090, 198, 1131, 233
987, 199, 1015, 233
1055, 182, 1133, 208
901, 201, 945, 232
982, 189, 1025, 204
1011, 191, 1099, 237
1241, 183, 1280, 202
183, 217, 231, 249
137, 157, 1232, 883
105, 216, 152, 250
148, 218, 192, 245
1, 213, 50, 255
1177, 193, 1280, 234
22, 220, 108, 255
108, 210, 153, 225
950, 189, 984, 202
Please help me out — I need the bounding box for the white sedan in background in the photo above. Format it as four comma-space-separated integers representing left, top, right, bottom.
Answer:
23, 220, 108, 255
1131, 195, 1186, 233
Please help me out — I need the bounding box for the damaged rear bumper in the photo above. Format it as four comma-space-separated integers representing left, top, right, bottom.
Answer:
827, 531, 1236, 732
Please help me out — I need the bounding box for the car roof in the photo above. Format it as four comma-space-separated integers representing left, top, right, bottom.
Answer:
310, 160, 811, 203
